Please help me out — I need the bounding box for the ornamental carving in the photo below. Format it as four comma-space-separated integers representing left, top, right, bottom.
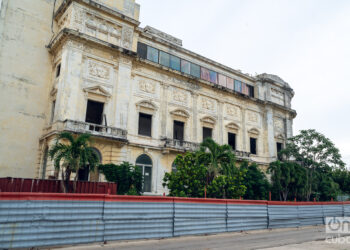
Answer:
274, 118, 284, 131
201, 116, 216, 125
201, 97, 215, 111
122, 26, 133, 49
87, 60, 110, 80
173, 89, 187, 103
226, 104, 240, 117
170, 109, 189, 118
139, 80, 155, 94
247, 111, 259, 123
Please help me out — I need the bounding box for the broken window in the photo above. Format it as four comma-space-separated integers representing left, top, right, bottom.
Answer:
228, 132, 236, 150
173, 121, 184, 141
85, 100, 104, 131
56, 63, 61, 78
137, 42, 147, 59
138, 113, 152, 137
250, 137, 257, 155
203, 127, 212, 141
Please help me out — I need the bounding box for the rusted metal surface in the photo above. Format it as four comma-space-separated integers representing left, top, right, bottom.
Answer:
0, 177, 117, 194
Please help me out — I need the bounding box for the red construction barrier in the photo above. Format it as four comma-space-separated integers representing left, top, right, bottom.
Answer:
0, 177, 116, 194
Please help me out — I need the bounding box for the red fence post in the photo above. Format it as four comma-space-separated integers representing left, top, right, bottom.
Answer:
269, 191, 271, 201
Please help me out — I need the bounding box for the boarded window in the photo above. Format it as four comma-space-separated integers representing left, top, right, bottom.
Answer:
138, 113, 152, 137
146, 46, 159, 63
203, 127, 212, 141
85, 100, 104, 125
228, 132, 236, 150
173, 120, 184, 141
250, 137, 257, 154
159, 51, 170, 67
190, 63, 200, 78
170, 55, 180, 71
137, 42, 147, 59
181, 59, 191, 74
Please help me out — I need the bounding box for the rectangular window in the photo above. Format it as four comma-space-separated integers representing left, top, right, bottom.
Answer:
181, 59, 191, 74
218, 74, 227, 87
200, 67, 210, 81
173, 121, 184, 141
56, 63, 61, 78
277, 142, 283, 153
170, 55, 180, 71
50, 100, 56, 123
159, 51, 170, 67
227, 77, 234, 90
138, 113, 152, 137
209, 70, 217, 84
190, 63, 200, 78
250, 137, 257, 155
234, 80, 242, 92
248, 85, 255, 98
242, 82, 249, 95
203, 127, 212, 141
228, 132, 236, 150
146, 46, 159, 63
137, 42, 147, 59
85, 100, 104, 125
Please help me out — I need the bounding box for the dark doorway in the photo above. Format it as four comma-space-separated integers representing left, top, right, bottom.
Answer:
173, 121, 184, 141
85, 100, 104, 125
138, 113, 152, 136
78, 166, 89, 181
250, 137, 257, 155
136, 154, 152, 192
228, 132, 236, 150
203, 127, 212, 141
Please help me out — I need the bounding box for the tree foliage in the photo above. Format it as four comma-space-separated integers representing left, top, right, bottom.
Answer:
241, 162, 270, 200
99, 162, 143, 195
49, 132, 99, 193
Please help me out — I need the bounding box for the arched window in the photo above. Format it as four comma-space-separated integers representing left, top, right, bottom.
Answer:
78, 148, 102, 181
136, 154, 152, 192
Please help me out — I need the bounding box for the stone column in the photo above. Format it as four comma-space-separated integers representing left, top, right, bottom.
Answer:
114, 56, 132, 130
191, 92, 198, 142
241, 107, 247, 151
217, 100, 224, 144
160, 82, 168, 138
266, 106, 275, 158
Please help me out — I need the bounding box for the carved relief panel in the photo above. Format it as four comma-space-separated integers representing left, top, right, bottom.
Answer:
168, 87, 189, 107
225, 104, 241, 120
83, 58, 113, 95
246, 110, 261, 126
201, 96, 217, 113
274, 117, 285, 133
271, 87, 285, 106
138, 80, 156, 94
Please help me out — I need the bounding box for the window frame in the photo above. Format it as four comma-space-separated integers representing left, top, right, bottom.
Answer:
138, 112, 152, 137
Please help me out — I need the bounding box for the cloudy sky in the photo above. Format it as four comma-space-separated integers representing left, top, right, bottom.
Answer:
137, 0, 350, 167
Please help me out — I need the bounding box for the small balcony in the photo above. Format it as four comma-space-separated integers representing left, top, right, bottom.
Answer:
162, 138, 200, 152
233, 150, 251, 160
45, 119, 128, 142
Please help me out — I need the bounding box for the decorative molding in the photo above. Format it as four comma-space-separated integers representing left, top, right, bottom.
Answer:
173, 88, 187, 104
139, 80, 156, 94
201, 97, 215, 111
200, 116, 216, 125
226, 122, 240, 131
248, 128, 260, 136
83, 86, 111, 97
170, 109, 189, 118
275, 133, 285, 140
136, 100, 158, 111
87, 59, 110, 80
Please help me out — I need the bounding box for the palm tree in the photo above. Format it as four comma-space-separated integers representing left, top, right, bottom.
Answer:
49, 132, 99, 193
198, 138, 236, 190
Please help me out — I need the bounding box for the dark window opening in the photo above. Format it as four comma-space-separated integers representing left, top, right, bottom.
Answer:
56, 63, 61, 78
203, 127, 212, 141
173, 121, 184, 141
78, 166, 89, 181
137, 42, 147, 59
228, 132, 236, 150
138, 113, 152, 137
85, 100, 104, 131
277, 142, 283, 160
248, 85, 254, 98
250, 137, 257, 155
136, 154, 152, 192
50, 100, 56, 123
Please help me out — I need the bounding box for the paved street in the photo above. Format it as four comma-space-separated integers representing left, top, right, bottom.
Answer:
58, 225, 350, 250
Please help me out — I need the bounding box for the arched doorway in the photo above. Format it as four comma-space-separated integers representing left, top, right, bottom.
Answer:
136, 154, 152, 192
78, 148, 102, 181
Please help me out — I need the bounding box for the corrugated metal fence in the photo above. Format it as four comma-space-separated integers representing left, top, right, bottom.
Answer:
1, 193, 349, 248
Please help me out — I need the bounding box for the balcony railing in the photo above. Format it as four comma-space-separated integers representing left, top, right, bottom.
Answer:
234, 150, 251, 159
163, 138, 200, 152
47, 120, 127, 141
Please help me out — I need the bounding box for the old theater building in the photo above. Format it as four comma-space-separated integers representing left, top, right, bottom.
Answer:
0, 0, 296, 194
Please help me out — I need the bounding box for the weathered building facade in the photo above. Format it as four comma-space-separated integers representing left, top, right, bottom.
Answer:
0, 0, 296, 194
